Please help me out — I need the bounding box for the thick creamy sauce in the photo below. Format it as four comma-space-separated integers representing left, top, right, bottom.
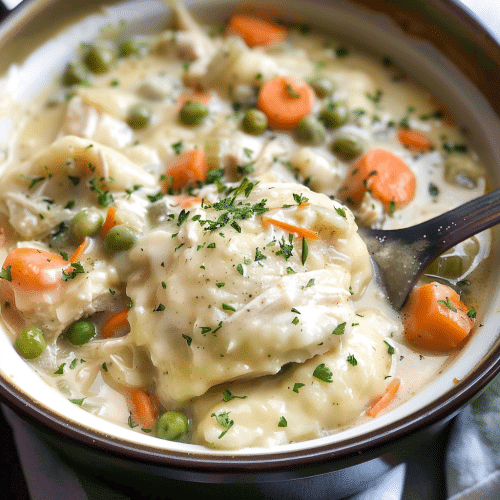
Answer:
0, 4, 491, 449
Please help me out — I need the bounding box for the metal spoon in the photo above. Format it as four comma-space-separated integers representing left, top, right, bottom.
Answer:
357, 188, 500, 310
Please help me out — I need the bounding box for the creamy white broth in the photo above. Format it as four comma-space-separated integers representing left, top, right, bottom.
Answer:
0, 4, 491, 449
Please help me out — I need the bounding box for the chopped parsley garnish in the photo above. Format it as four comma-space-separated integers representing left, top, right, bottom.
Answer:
305, 278, 315, 288
254, 247, 267, 261
347, 354, 358, 366
53, 363, 66, 375
0, 266, 12, 282
313, 363, 333, 383
467, 307, 477, 319
69, 398, 86, 406
69, 358, 78, 370
88, 178, 114, 207
172, 141, 183, 154
61, 262, 85, 281
292, 316, 300, 325
276, 235, 294, 260
68, 175, 81, 186
301, 237, 308, 265
292, 382, 305, 393
384, 340, 395, 354
154, 303, 165, 312
293, 193, 309, 205
437, 296, 457, 312
211, 411, 234, 439
222, 389, 247, 402
102, 362, 108, 372
285, 83, 301, 98
177, 209, 190, 226
429, 183, 439, 197
128, 415, 139, 428
332, 322, 346, 335
236, 263, 244, 275
278, 416, 287, 427
335, 206, 347, 218
222, 303, 236, 312
182, 334, 193, 346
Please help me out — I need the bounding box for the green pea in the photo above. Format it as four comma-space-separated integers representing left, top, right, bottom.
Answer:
295, 116, 326, 146
331, 134, 363, 160
127, 103, 152, 130
155, 411, 189, 441
62, 63, 89, 86
104, 225, 138, 252
119, 39, 145, 57
179, 100, 209, 126
84, 45, 117, 74
309, 76, 335, 98
319, 102, 349, 128
64, 320, 96, 346
70, 209, 104, 242
15, 327, 46, 359
242, 108, 268, 135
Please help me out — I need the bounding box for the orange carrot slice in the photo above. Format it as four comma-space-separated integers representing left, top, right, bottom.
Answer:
397, 128, 434, 153
127, 387, 159, 430
367, 378, 401, 417
2, 248, 70, 291
101, 308, 130, 339
226, 14, 286, 48
402, 282, 475, 351
257, 76, 315, 130
164, 149, 207, 192
100, 207, 117, 239
341, 148, 416, 212
69, 237, 90, 263
263, 217, 319, 240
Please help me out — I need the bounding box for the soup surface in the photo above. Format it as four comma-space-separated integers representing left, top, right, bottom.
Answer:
0, 2, 490, 449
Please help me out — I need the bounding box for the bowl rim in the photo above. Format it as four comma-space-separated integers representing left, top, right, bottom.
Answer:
1, 0, 500, 477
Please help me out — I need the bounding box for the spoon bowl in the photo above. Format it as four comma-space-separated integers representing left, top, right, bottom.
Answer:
358, 188, 500, 309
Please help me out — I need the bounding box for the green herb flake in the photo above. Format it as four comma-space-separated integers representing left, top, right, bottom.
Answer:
154, 303, 166, 312
128, 415, 139, 428
467, 307, 477, 319
211, 411, 234, 439
54, 363, 66, 375
182, 334, 193, 346
61, 262, 85, 281
69, 358, 78, 370
384, 340, 395, 355
222, 303, 236, 312
305, 278, 315, 288
172, 141, 183, 155
102, 362, 108, 372
347, 354, 358, 366
278, 416, 287, 428
332, 322, 346, 335
437, 296, 457, 312
236, 263, 244, 275
301, 237, 308, 265
0, 266, 12, 282
335, 206, 347, 218
69, 398, 86, 406
292, 382, 305, 393
285, 83, 301, 98
313, 363, 333, 383
222, 389, 247, 402
292, 316, 300, 325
